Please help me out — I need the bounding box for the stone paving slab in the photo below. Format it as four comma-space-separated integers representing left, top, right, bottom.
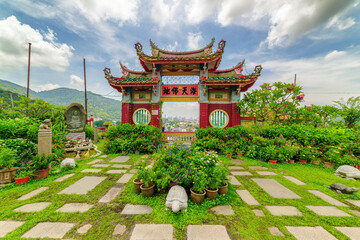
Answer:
113, 224, 126, 235
130, 169, 138, 173
228, 176, 241, 185
117, 174, 134, 184
233, 159, 245, 164
265, 206, 303, 216
18, 187, 49, 200
87, 159, 104, 164
56, 203, 94, 213
231, 171, 252, 176
98, 186, 124, 203
229, 166, 244, 170
257, 171, 277, 176
22, 222, 75, 239
286, 226, 337, 240
284, 176, 306, 185
58, 176, 106, 195
252, 178, 301, 199
81, 169, 102, 173
105, 169, 127, 174
14, 202, 51, 212
0, 220, 25, 237
100, 155, 107, 158
130, 224, 173, 240
306, 206, 351, 217
54, 173, 75, 182
236, 190, 259, 205
269, 227, 284, 237
308, 190, 347, 207
121, 204, 153, 215
350, 209, 360, 217
249, 166, 268, 170
187, 225, 231, 240
112, 164, 132, 169
77, 224, 92, 234
253, 209, 265, 216
110, 156, 130, 163
346, 199, 360, 208
209, 205, 234, 215
91, 164, 110, 168
335, 227, 360, 240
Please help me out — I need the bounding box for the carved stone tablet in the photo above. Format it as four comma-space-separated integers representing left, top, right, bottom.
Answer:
64, 103, 86, 132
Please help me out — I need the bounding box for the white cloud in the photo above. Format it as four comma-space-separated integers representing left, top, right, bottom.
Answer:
0, 16, 73, 72
70, 74, 83, 87
150, 0, 181, 28
324, 50, 347, 61
165, 41, 179, 51
258, 46, 360, 105
38, 83, 61, 91
327, 16, 356, 30
187, 32, 203, 50
185, 0, 219, 24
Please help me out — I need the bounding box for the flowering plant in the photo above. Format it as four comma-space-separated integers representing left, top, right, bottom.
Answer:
324, 146, 342, 163
136, 161, 154, 188
15, 167, 33, 178
30, 153, 51, 170
192, 171, 206, 194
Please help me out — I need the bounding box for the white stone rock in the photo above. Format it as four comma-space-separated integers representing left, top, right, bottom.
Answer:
61, 158, 76, 168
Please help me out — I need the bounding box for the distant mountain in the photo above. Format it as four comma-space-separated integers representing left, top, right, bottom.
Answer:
0, 79, 121, 121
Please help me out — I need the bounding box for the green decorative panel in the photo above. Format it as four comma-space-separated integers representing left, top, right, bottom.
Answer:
133, 108, 151, 125
209, 110, 229, 128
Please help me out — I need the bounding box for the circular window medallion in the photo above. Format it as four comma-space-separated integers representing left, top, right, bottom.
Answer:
209, 109, 229, 128
133, 108, 151, 125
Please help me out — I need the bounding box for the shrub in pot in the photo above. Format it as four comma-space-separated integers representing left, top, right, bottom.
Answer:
31, 154, 51, 179
15, 167, 33, 185
137, 163, 155, 197
190, 171, 206, 204
0, 148, 19, 183
214, 165, 228, 195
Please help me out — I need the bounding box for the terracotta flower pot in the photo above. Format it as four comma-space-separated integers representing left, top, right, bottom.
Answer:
299, 159, 307, 164
190, 188, 205, 204
237, 153, 244, 157
133, 179, 142, 195
205, 188, 218, 200
0, 167, 19, 184
15, 176, 30, 185
226, 154, 232, 159
218, 183, 228, 195
33, 168, 50, 179
312, 160, 321, 165
269, 160, 277, 164
288, 160, 295, 164
324, 161, 335, 169
140, 183, 155, 198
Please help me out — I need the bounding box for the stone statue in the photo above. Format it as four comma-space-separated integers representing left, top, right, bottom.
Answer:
64, 103, 86, 132
326, 183, 359, 194
335, 165, 360, 180
39, 119, 51, 130
165, 185, 188, 213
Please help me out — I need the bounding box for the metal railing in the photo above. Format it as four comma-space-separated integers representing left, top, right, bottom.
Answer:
163, 131, 196, 143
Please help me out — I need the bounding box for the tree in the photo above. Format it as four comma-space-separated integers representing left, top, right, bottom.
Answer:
238, 82, 304, 124
333, 96, 360, 128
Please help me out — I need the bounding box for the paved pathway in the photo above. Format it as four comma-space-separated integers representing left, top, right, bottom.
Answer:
3, 155, 360, 239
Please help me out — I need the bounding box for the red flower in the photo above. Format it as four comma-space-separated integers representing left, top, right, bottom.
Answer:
25, 139, 28, 141
164, 146, 167, 148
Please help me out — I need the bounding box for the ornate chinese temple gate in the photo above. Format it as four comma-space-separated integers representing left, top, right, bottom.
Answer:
104, 38, 262, 129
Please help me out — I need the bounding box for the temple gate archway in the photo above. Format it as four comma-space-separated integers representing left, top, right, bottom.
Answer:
104, 38, 262, 130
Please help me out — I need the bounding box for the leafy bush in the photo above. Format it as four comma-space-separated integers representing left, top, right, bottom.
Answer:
0, 118, 40, 142
104, 124, 163, 154
0, 148, 17, 169
0, 139, 37, 166
84, 124, 94, 140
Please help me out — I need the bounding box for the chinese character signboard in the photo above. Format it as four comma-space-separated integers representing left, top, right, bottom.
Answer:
161, 85, 199, 97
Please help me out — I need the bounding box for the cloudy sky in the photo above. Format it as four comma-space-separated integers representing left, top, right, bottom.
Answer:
0, 0, 359, 119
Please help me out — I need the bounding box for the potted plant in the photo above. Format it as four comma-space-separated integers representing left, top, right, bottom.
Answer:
190, 171, 206, 204
215, 165, 228, 195
263, 145, 277, 164
235, 137, 248, 157
324, 147, 340, 168
0, 148, 19, 184
299, 146, 312, 163
14, 167, 33, 185
31, 154, 51, 179
138, 165, 155, 198
225, 147, 234, 159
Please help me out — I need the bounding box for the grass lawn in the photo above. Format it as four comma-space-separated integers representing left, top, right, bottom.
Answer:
1, 146, 360, 239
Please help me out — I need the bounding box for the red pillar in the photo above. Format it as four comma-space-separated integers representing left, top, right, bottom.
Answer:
121, 102, 131, 124
151, 103, 160, 128
199, 102, 209, 128
231, 103, 241, 126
